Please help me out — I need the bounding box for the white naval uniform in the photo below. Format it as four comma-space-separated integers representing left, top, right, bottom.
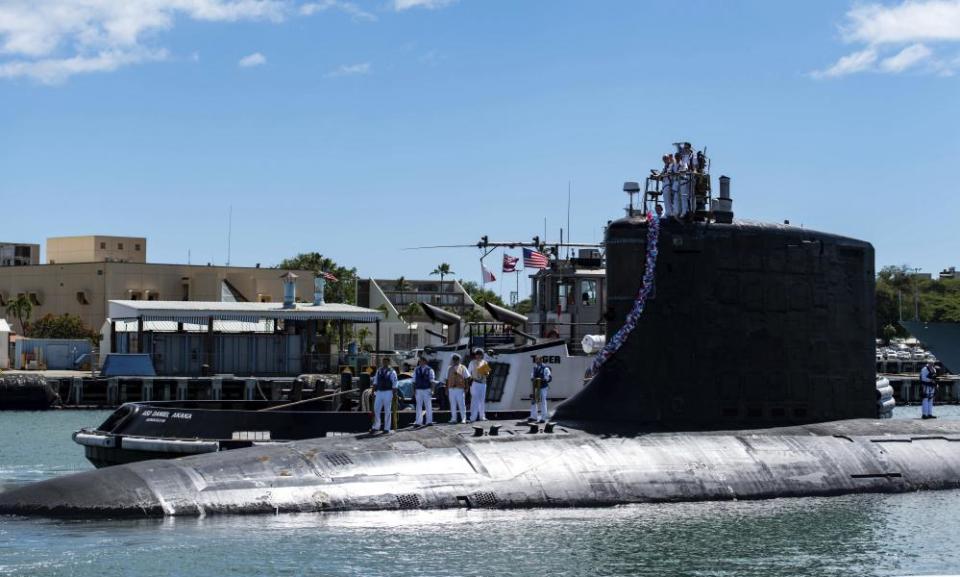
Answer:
371, 367, 398, 432
413, 364, 436, 426
446, 364, 470, 423
673, 158, 692, 217
467, 358, 490, 422
661, 163, 674, 217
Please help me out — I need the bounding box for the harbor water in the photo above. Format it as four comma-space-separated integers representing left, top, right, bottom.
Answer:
2, 408, 960, 577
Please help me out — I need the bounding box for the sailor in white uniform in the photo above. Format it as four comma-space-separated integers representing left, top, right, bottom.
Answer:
412, 356, 436, 426
370, 357, 398, 433
467, 348, 491, 422
660, 154, 674, 217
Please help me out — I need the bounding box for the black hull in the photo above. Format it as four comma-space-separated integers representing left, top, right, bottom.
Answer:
0, 375, 59, 411
77, 400, 529, 468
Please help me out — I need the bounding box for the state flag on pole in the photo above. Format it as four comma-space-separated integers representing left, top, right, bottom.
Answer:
482, 266, 496, 284
502, 253, 519, 273
320, 271, 338, 282
523, 248, 549, 269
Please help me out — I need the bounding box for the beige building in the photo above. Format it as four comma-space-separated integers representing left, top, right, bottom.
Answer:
0, 242, 40, 266
357, 278, 484, 351
0, 262, 314, 334
47, 235, 147, 264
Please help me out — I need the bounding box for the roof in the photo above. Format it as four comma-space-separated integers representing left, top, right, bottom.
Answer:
111, 320, 273, 333
107, 300, 384, 323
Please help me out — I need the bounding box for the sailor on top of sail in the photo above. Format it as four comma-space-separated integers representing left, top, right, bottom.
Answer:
413, 357, 436, 427
530, 356, 552, 424
660, 154, 675, 218
371, 358, 398, 433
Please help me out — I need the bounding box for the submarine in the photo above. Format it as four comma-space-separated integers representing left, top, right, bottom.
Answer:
3, 159, 960, 518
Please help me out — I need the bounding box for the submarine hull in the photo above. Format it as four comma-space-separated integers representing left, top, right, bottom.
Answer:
3, 419, 960, 518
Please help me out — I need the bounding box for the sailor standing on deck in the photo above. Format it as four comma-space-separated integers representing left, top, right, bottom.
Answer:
445, 353, 471, 424
413, 356, 436, 427
920, 360, 939, 419
371, 357, 398, 433
467, 348, 491, 422
529, 355, 552, 423
660, 154, 675, 217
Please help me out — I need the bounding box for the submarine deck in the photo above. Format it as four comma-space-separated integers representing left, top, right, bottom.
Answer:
3, 417, 960, 518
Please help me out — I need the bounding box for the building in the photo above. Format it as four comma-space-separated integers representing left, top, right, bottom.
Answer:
47, 235, 147, 264
0, 261, 316, 335
0, 242, 40, 267
356, 278, 483, 351
105, 296, 383, 376
940, 267, 957, 280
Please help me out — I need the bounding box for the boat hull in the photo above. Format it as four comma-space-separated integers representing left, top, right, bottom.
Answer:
6, 418, 960, 518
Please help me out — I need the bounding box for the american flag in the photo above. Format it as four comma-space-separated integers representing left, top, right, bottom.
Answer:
502, 253, 519, 273
320, 271, 338, 282
523, 248, 549, 269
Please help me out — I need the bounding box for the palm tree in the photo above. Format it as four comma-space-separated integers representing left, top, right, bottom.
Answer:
394, 276, 412, 308
5, 294, 32, 336
430, 263, 455, 304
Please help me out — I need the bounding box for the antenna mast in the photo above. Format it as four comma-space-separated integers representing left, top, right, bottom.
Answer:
227, 206, 233, 266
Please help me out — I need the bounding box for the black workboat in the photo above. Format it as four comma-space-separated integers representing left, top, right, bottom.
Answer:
74, 399, 528, 468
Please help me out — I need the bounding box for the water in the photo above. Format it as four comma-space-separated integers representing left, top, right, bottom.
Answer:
2, 408, 960, 577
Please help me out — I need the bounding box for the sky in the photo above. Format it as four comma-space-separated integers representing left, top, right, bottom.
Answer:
1, 0, 958, 302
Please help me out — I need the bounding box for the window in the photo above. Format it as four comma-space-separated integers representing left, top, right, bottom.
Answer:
147, 292, 159, 301
129, 291, 142, 300
135, 243, 141, 251
485, 362, 511, 402
118, 243, 124, 250
76, 291, 89, 305
580, 279, 598, 306
100, 242, 106, 249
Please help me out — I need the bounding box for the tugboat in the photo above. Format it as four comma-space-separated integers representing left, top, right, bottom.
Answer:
10, 144, 959, 518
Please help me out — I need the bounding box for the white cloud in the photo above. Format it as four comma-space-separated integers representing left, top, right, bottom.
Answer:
393, 0, 456, 11
325, 61, 370, 77
0, 0, 288, 83
812, 48, 878, 78
238, 51, 266, 67
0, 48, 167, 84
880, 42, 933, 72
814, 0, 960, 78
300, 0, 375, 21
843, 0, 960, 45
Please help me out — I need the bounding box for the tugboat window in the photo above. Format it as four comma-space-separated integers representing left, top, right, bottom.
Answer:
581, 280, 598, 306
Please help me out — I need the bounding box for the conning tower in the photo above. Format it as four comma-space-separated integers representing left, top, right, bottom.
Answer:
556, 209, 876, 430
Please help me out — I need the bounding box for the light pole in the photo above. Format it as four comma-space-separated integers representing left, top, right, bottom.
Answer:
408, 323, 418, 350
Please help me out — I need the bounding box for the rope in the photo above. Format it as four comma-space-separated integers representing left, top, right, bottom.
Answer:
590, 212, 660, 375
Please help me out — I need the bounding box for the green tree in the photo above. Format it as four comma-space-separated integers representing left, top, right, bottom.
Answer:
513, 298, 533, 315
5, 294, 32, 335
29, 314, 99, 342
430, 263, 455, 300
357, 327, 371, 352
402, 302, 421, 322
875, 265, 960, 339
394, 276, 412, 308
276, 252, 358, 305
459, 280, 506, 309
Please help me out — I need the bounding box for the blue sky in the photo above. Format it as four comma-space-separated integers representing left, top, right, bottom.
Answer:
1, 0, 958, 300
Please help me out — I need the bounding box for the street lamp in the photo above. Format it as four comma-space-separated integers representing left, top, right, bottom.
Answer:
408, 323, 418, 350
